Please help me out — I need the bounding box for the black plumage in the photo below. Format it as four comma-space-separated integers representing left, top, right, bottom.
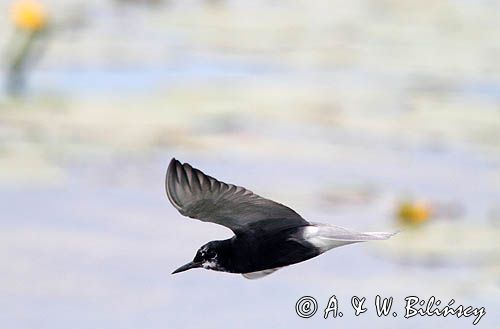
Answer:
166, 158, 395, 279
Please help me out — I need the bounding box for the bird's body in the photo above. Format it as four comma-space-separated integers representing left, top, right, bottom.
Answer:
201, 226, 318, 274
166, 158, 396, 279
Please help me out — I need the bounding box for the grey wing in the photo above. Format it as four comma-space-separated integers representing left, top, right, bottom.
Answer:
165, 158, 308, 235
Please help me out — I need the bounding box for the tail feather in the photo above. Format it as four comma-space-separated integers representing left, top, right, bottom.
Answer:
303, 224, 398, 252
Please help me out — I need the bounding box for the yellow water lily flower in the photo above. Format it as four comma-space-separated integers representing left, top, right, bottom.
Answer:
11, 0, 47, 32
397, 200, 432, 226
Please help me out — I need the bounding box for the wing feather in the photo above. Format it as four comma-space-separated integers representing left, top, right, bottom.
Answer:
166, 158, 308, 235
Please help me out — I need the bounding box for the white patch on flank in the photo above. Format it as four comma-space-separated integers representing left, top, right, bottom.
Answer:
242, 267, 281, 279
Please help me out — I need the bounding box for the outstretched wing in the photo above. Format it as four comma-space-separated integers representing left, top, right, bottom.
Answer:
165, 158, 308, 235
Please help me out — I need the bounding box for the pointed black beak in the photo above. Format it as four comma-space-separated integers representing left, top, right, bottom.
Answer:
172, 261, 202, 274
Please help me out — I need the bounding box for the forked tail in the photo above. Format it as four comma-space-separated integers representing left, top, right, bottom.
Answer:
302, 223, 398, 253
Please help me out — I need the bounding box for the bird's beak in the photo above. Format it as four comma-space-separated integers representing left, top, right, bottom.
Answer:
172, 261, 201, 274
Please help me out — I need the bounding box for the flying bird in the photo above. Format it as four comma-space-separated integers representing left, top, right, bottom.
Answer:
167, 158, 396, 279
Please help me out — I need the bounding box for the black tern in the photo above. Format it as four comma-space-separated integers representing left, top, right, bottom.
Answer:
167, 158, 396, 279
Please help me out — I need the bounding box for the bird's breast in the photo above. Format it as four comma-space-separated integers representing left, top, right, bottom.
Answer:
229, 226, 320, 273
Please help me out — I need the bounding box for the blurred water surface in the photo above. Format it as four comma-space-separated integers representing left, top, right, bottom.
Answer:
0, 0, 499, 328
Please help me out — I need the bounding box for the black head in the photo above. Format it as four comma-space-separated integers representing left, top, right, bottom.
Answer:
172, 240, 229, 274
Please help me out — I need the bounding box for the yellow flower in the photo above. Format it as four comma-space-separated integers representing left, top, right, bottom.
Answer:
11, 0, 47, 32
396, 201, 432, 226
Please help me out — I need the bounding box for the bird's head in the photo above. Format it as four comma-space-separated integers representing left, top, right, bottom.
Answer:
172, 240, 227, 274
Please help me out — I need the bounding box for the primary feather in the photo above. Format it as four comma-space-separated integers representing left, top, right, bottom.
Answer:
166, 158, 308, 235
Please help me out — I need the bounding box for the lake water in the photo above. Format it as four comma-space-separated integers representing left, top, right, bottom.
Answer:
0, 0, 499, 328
